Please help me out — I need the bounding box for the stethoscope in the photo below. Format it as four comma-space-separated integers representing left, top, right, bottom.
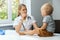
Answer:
22, 16, 31, 30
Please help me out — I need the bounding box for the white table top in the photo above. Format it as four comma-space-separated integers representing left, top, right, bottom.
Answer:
0, 30, 60, 40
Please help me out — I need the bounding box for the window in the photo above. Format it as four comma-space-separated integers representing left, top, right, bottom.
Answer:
0, 0, 31, 24
12, 0, 19, 20
0, 0, 8, 20
0, 0, 19, 24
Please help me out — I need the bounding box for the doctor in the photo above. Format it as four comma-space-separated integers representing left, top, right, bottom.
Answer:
13, 4, 38, 35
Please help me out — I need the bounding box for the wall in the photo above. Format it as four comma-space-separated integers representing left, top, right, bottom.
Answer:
31, 0, 52, 26
52, 0, 60, 20
52, 0, 60, 33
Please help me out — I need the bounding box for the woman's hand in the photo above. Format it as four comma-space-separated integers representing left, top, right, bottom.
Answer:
19, 32, 25, 35
23, 28, 40, 35
24, 30, 34, 35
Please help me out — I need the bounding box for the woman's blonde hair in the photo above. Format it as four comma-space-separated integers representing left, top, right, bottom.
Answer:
41, 3, 53, 15
18, 4, 27, 16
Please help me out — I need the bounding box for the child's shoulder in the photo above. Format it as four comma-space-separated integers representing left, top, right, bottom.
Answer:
44, 15, 52, 19
43, 15, 53, 21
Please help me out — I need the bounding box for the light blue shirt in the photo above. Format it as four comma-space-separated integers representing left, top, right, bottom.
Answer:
43, 15, 55, 32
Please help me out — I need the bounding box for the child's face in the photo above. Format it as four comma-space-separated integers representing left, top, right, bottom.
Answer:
19, 6, 27, 18
41, 8, 47, 17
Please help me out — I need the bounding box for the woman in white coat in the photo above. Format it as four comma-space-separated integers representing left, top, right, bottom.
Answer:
13, 4, 38, 35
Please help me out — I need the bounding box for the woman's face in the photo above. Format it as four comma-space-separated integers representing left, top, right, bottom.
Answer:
19, 6, 27, 18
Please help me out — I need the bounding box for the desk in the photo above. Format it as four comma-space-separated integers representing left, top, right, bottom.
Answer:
0, 30, 60, 40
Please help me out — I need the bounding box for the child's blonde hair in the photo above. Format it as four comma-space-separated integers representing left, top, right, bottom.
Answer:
18, 4, 27, 16
41, 3, 53, 15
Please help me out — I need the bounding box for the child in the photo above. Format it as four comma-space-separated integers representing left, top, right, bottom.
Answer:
23, 3, 55, 37
13, 4, 38, 35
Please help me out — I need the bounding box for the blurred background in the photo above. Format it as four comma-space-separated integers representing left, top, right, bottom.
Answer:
0, 0, 60, 33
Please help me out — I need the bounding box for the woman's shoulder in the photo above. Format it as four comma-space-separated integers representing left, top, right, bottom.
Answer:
28, 15, 35, 20
14, 16, 21, 21
28, 15, 34, 18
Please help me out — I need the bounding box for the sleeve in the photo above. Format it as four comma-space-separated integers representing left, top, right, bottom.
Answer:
13, 18, 19, 28
43, 16, 50, 23
31, 16, 36, 24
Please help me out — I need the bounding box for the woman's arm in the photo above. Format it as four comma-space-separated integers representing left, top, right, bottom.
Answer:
24, 22, 48, 35
23, 22, 40, 35
25, 22, 48, 35
33, 22, 39, 29
24, 30, 35, 35
23, 28, 40, 35
14, 20, 25, 35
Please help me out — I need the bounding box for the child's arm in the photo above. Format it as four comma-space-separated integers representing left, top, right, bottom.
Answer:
40, 22, 48, 29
